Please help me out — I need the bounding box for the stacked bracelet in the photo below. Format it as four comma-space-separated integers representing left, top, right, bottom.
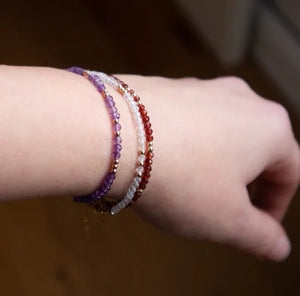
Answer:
66, 67, 122, 204
91, 72, 153, 214
66, 67, 153, 215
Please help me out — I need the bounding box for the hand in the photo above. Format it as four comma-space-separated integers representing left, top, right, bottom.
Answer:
117, 75, 300, 261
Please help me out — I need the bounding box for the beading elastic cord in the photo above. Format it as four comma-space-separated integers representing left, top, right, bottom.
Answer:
91, 71, 154, 215
66, 67, 122, 204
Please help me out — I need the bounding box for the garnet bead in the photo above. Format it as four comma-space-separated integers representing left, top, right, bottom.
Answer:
143, 115, 150, 123
147, 135, 154, 141
145, 159, 153, 166
139, 183, 146, 190
140, 109, 147, 117
147, 151, 154, 159
144, 171, 151, 178
142, 177, 149, 184
144, 122, 151, 129
146, 129, 153, 136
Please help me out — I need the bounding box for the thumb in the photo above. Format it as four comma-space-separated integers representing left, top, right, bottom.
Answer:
229, 200, 291, 261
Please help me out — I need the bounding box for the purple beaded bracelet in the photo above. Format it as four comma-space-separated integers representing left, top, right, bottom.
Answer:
66, 66, 122, 204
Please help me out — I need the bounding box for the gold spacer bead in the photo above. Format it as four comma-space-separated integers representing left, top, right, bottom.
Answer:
114, 119, 119, 124
116, 131, 121, 137
112, 169, 117, 174
114, 159, 120, 164
113, 164, 118, 169
137, 100, 141, 105
137, 189, 143, 194
148, 141, 153, 146
137, 172, 142, 177
141, 151, 145, 155
148, 146, 153, 152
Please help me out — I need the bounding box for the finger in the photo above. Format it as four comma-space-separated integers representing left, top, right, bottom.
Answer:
252, 140, 300, 221
228, 190, 291, 261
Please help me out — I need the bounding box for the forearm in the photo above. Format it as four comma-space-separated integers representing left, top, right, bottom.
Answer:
0, 65, 138, 201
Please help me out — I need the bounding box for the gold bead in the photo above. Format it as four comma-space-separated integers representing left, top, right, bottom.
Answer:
83, 71, 89, 78
149, 146, 153, 152
137, 189, 143, 194
141, 151, 145, 155
114, 119, 119, 124
116, 131, 121, 137
148, 141, 153, 146
112, 169, 117, 174
113, 163, 118, 169
115, 159, 120, 164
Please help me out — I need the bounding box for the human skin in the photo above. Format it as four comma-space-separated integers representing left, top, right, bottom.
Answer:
0, 65, 299, 262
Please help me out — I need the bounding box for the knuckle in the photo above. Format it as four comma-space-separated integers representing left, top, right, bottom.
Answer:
217, 76, 250, 91
265, 101, 292, 138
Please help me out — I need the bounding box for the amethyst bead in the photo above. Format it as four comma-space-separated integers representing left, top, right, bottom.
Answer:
111, 112, 120, 120
66, 66, 84, 75
113, 123, 121, 131
113, 136, 122, 144
109, 106, 118, 114
113, 144, 122, 152
105, 98, 115, 108
112, 151, 121, 160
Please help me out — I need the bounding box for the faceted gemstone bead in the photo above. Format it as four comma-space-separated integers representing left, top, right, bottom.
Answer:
108, 172, 116, 181
144, 122, 151, 129
136, 166, 144, 175
109, 106, 118, 114
141, 177, 149, 184
145, 165, 152, 172
113, 144, 122, 152
105, 96, 115, 107
113, 136, 122, 144
97, 84, 105, 92
146, 135, 153, 141
144, 171, 151, 179
147, 151, 154, 159
146, 129, 153, 136
113, 123, 121, 131
67, 67, 84, 75
143, 115, 150, 123
111, 112, 120, 120
112, 151, 121, 160
140, 109, 147, 117
145, 159, 153, 166
139, 183, 146, 190
134, 95, 140, 102
106, 100, 115, 108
